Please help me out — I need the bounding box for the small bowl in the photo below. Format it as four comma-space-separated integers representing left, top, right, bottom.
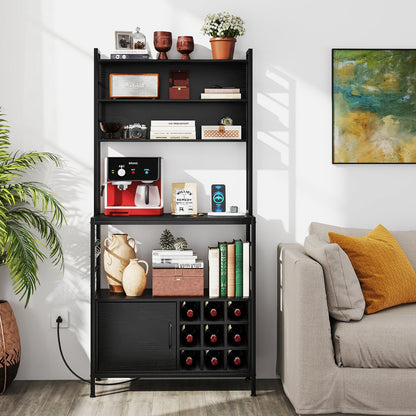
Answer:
100, 122, 121, 139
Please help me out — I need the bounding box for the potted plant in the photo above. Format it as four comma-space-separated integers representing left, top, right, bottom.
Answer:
201, 12, 246, 60
0, 110, 66, 392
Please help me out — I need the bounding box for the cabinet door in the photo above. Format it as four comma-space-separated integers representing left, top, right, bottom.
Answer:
97, 302, 176, 372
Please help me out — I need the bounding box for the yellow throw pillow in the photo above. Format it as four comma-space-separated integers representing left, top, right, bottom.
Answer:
328, 224, 416, 314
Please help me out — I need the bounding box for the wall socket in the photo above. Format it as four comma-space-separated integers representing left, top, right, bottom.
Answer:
50, 310, 69, 328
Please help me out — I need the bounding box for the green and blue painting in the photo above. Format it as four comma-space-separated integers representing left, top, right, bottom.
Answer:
333, 49, 416, 163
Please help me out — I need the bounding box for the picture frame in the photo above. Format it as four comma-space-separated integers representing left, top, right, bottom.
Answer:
115, 31, 132, 50
109, 73, 159, 98
171, 183, 197, 215
333, 49, 416, 164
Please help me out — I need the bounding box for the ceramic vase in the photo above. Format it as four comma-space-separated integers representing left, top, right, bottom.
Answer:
103, 234, 136, 293
153, 31, 172, 60
122, 259, 149, 296
209, 37, 236, 60
177, 36, 194, 60
0, 301, 20, 394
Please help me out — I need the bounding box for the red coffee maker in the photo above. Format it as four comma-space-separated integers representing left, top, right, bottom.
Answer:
104, 157, 163, 216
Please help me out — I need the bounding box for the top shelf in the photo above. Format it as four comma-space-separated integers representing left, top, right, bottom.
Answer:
100, 58, 248, 64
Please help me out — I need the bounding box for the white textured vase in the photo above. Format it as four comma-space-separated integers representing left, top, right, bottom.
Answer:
122, 259, 149, 296
103, 234, 136, 293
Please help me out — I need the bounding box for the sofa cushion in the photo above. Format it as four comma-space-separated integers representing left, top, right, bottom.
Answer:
332, 303, 416, 368
304, 235, 365, 321
309, 222, 416, 271
329, 224, 416, 314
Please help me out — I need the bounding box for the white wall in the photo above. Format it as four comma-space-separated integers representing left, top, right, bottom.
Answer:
1, 0, 416, 380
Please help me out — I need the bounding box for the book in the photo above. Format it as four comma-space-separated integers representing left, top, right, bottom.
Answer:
243, 242, 250, 297
218, 242, 227, 297
234, 240, 243, 297
204, 88, 240, 94
150, 134, 196, 140
152, 254, 197, 260
152, 260, 204, 269
151, 120, 195, 127
152, 249, 194, 256
208, 247, 220, 298
155, 258, 196, 264
113, 49, 150, 54
201, 93, 241, 100
111, 53, 150, 60
150, 126, 196, 134
227, 242, 235, 297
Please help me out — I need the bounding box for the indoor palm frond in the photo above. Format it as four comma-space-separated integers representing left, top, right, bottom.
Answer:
0, 110, 66, 306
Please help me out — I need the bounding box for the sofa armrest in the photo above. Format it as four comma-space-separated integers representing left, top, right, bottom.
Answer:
277, 243, 340, 413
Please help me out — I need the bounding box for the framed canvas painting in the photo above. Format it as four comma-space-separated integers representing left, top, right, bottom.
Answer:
332, 49, 416, 164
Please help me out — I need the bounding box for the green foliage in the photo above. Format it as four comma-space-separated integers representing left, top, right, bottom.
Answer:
0, 111, 66, 306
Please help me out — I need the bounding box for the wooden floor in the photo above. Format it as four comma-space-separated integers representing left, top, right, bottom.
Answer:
0, 379, 297, 416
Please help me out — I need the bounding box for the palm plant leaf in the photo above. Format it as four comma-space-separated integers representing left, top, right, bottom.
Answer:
0, 109, 66, 306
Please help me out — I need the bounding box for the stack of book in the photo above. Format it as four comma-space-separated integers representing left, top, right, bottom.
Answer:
152, 249, 204, 268
200, 87, 241, 100
150, 120, 196, 140
208, 240, 250, 298
110, 49, 150, 60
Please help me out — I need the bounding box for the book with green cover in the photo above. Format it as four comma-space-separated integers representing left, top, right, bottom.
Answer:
234, 239, 243, 297
218, 242, 227, 297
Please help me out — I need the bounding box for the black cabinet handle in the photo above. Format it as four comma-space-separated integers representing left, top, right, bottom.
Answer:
168, 322, 173, 349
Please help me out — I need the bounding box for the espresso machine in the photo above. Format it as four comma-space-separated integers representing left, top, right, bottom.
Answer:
104, 157, 163, 215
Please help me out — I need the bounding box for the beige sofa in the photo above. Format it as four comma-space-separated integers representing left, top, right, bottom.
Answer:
277, 223, 416, 416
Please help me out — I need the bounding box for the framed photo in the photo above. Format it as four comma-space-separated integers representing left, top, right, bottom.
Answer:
115, 31, 132, 50
171, 183, 197, 215
109, 73, 159, 98
333, 49, 416, 164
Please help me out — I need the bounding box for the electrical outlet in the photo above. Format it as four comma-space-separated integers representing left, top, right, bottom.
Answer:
50, 310, 69, 328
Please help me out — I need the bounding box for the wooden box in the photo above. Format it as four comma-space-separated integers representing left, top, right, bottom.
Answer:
169, 70, 190, 100
152, 268, 203, 296
201, 125, 242, 140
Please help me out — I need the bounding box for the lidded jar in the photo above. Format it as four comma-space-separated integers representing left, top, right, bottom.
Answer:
133, 27, 146, 49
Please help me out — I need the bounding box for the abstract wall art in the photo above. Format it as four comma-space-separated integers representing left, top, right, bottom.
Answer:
333, 49, 416, 163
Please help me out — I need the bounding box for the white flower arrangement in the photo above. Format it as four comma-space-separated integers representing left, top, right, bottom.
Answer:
201, 12, 245, 38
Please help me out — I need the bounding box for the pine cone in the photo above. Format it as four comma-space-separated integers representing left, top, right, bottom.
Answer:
160, 229, 175, 250
174, 237, 188, 251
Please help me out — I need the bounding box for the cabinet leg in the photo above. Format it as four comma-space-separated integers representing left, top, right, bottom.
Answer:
90, 379, 96, 398
251, 376, 256, 396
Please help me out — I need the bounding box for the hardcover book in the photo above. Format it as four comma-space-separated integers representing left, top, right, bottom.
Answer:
243, 242, 250, 297
234, 240, 243, 297
218, 242, 227, 297
208, 247, 220, 298
227, 242, 235, 297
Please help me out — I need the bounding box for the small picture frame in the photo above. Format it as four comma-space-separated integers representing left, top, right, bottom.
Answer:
171, 183, 197, 215
109, 73, 159, 98
115, 31, 132, 49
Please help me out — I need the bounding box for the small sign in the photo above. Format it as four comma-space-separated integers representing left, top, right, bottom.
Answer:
109, 73, 159, 98
171, 183, 197, 215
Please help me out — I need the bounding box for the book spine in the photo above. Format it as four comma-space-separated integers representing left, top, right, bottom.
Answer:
156, 259, 196, 264
152, 255, 197, 261
243, 242, 250, 297
111, 54, 149, 59
201, 93, 241, 100
152, 250, 194, 256
227, 242, 235, 298
208, 248, 220, 298
152, 261, 204, 269
234, 240, 243, 298
151, 120, 195, 127
218, 242, 227, 297
150, 126, 196, 133
204, 88, 240, 94
150, 134, 196, 140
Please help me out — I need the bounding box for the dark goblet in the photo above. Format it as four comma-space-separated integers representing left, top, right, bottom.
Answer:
177, 36, 194, 60
153, 31, 172, 60
100, 122, 121, 139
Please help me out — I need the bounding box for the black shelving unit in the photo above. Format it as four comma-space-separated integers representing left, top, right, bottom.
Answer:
90, 48, 255, 397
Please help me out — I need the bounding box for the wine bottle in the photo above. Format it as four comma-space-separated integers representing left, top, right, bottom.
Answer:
204, 301, 222, 320
181, 301, 199, 321
204, 325, 222, 346
227, 301, 246, 320
205, 350, 223, 369
227, 325, 245, 346
227, 350, 246, 368
180, 325, 198, 346
180, 350, 198, 369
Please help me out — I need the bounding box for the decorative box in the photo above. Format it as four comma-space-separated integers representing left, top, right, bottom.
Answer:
201, 125, 242, 140
152, 268, 203, 296
109, 73, 159, 98
169, 70, 190, 100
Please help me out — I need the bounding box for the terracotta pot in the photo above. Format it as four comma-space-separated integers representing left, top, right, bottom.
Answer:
0, 301, 20, 394
153, 31, 172, 60
122, 259, 149, 296
209, 37, 236, 60
177, 36, 194, 60
103, 234, 136, 293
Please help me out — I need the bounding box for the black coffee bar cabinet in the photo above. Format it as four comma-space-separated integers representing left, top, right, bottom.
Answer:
90, 48, 256, 397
